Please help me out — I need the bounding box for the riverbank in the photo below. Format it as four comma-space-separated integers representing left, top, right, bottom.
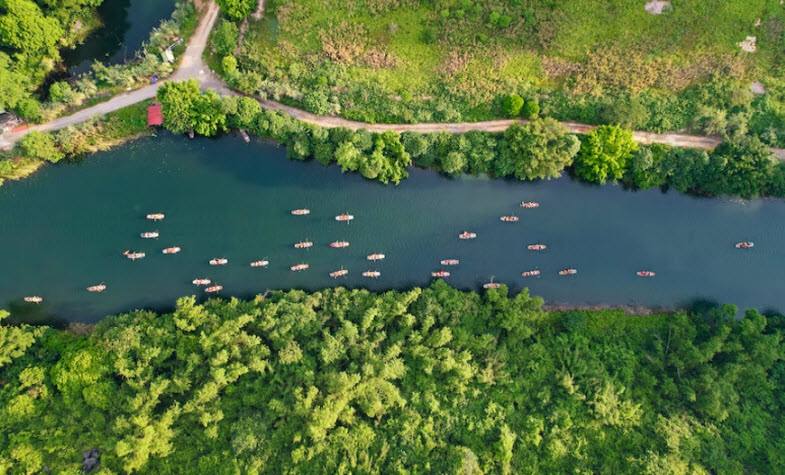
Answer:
1, 284, 782, 473
0, 102, 152, 186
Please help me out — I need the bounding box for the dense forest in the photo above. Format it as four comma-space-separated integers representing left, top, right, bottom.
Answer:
1, 282, 783, 473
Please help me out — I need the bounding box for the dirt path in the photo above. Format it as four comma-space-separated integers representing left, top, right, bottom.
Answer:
3, 0, 784, 161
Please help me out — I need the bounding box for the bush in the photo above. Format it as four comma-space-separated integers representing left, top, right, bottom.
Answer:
501, 94, 524, 118
18, 132, 63, 163
210, 19, 238, 57
574, 125, 638, 184
216, 0, 256, 21
521, 98, 540, 119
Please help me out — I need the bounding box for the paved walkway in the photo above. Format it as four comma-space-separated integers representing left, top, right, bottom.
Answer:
2, 0, 784, 161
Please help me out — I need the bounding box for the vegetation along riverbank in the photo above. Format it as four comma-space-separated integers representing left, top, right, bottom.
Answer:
1, 282, 784, 473
5, 78, 784, 200
213, 0, 785, 147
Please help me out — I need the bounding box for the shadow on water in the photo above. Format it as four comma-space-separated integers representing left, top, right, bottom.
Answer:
4, 300, 70, 328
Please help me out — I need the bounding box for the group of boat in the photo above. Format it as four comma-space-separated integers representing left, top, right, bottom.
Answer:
18, 203, 759, 304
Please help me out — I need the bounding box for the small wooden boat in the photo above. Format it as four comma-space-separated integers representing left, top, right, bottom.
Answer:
140, 231, 159, 239
329, 268, 349, 278
146, 213, 165, 221
520, 201, 540, 209
250, 259, 269, 268
558, 268, 577, 276
329, 241, 350, 249
500, 215, 519, 223
204, 285, 223, 293
209, 258, 228, 266
527, 244, 547, 251
483, 277, 501, 289
440, 259, 460, 266
290, 263, 310, 272
23, 296, 43, 304
637, 270, 656, 277
367, 253, 386, 261
192, 278, 211, 286
362, 270, 381, 278
86, 284, 107, 293
432, 270, 451, 278
459, 231, 477, 240
735, 241, 754, 249
294, 241, 313, 249
291, 208, 310, 216
335, 213, 354, 222
521, 269, 541, 278
124, 251, 146, 260
162, 247, 181, 255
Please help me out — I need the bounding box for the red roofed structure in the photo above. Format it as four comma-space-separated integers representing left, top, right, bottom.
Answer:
147, 103, 163, 126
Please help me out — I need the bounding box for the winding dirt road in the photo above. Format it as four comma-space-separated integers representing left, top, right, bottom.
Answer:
2, 0, 783, 161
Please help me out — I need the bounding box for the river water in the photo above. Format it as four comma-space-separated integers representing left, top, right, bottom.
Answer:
62, 0, 176, 74
2, 135, 784, 323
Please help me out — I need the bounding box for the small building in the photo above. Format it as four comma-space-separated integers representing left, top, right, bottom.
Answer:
147, 103, 163, 127
0, 111, 21, 133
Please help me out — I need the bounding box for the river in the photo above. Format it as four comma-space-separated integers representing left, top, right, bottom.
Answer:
62, 0, 177, 74
2, 134, 784, 324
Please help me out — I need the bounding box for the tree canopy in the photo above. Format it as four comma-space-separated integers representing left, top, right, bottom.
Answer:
1, 284, 783, 473
574, 125, 639, 184
496, 119, 580, 180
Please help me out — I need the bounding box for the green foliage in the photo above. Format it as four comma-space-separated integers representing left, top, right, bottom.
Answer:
575, 125, 638, 184
18, 131, 64, 163
157, 80, 227, 137
216, 0, 255, 22
501, 93, 524, 118
210, 19, 238, 57
496, 119, 580, 180
1, 286, 784, 473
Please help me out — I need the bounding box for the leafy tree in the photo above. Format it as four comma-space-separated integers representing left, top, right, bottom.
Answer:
18, 131, 63, 163
501, 93, 524, 118
157, 80, 227, 137
496, 119, 580, 180
521, 97, 540, 119
216, 0, 256, 22
574, 125, 638, 184
701, 136, 774, 198
441, 150, 467, 175
210, 19, 238, 57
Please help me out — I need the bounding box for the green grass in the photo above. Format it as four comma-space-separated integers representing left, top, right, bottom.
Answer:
227, 0, 785, 140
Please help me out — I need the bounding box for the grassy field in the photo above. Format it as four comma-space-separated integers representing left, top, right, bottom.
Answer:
220, 0, 785, 144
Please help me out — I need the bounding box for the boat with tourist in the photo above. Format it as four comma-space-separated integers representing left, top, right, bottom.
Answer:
335, 213, 354, 222
735, 241, 754, 249
162, 247, 181, 255
500, 215, 519, 222
521, 269, 541, 278
459, 231, 477, 240
559, 268, 578, 276
637, 270, 656, 277
294, 241, 313, 249
440, 259, 460, 266
209, 258, 228, 266
483, 277, 501, 289
123, 250, 146, 260
204, 285, 223, 293
527, 244, 547, 251
291, 263, 310, 272
291, 208, 311, 216
520, 201, 540, 209
146, 213, 165, 221
23, 296, 43, 304
329, 241, 350, 248
362, 270, 381, 278
367, 253, 385, 261
86, 283, 107, 293
140, 231, 159, 239
432, 270, 451, 278
192, 278, 211, 286
329, 268, 349, 278
250, 259, 269, 268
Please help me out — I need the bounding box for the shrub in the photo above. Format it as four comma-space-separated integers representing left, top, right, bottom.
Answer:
210, 19, 238, 57
18, 132, 63, 163
501, 94, 524, 118
49, 81, 76, 105
521, 98, 540, 119
216, 0, 256, 21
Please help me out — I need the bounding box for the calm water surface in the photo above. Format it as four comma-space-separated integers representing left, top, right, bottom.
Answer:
62, 0, 176, 74
2, 135, 785, 323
